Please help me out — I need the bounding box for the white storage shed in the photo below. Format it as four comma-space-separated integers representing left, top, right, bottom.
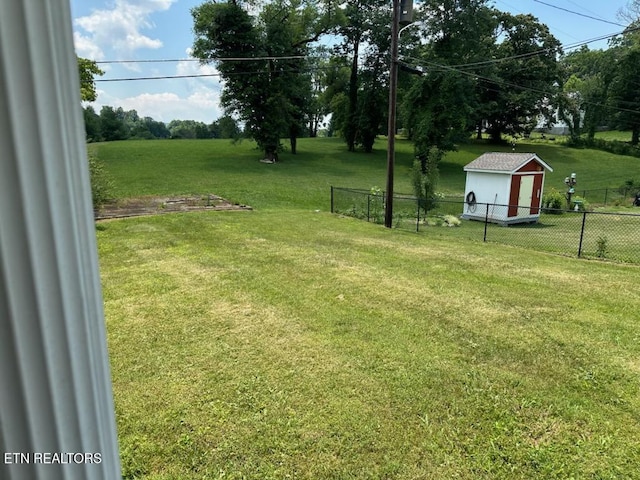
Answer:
462, 152, 553, 225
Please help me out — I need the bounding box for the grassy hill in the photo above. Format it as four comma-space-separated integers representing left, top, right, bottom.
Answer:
93, 137, 640, 479
91, 136, 640, 210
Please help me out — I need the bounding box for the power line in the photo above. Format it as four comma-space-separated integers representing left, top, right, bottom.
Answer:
93, 25, 639, 83
95, 66, 331, 83
532, 0, 627, 27
564, 0, 604, 21
400, 57, 640, 115
95, 55, 308, 65
97, 58, 198, 64
406, 25, 640, 73
97, 73, 221, 82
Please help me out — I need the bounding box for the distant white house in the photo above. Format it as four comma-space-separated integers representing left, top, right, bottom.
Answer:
462, 152, 553, 225
534, 110, 575, 136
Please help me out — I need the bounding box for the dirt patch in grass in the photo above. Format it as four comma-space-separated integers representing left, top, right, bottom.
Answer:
95, 194, 251, 221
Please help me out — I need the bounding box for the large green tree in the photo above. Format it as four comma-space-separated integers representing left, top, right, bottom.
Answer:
557, 47, 614, 141
331, 0, 389, 152
210, 115, 241, 139
403, 0, 495, 152
100, 106, 132, 141
192, 0, 338, 161
480, 12, 562, 142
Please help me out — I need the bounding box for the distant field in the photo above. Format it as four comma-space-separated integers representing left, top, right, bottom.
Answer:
93, 137, 640, 479
90, 136, 640, 209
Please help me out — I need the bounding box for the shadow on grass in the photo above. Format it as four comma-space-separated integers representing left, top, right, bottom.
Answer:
504, 222, 557, 229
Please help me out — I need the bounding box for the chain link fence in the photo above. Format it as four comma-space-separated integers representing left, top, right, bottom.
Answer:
331, 186, 640, 264
575, 186, 640, 207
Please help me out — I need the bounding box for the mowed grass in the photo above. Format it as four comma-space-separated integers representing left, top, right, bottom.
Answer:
93, 137, 640, 478
98, 211, 640, 479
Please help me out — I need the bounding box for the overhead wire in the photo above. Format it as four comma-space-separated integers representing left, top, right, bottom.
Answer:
95, 55, 308, 65
398, 55, 640, 114
96, 64, 335, 83
532, 0, 627, 27
93, 22, 639, 87
404, 25, 639, 73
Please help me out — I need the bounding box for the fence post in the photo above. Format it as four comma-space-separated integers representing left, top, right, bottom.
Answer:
416, 198, 420, 232
330, 186, 334, 213
367, 194, 371, 222
483, 203, 489, 242
578, 211, 587, 257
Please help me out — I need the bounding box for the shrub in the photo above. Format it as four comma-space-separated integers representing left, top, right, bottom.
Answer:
567, 137, 640, 159
542, 188, 565, 213
411, 147, 441, 214
88, 154, 114, 210
619, 179, 639, 197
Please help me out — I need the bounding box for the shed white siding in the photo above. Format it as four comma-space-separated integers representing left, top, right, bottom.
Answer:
463, 171, 510, 218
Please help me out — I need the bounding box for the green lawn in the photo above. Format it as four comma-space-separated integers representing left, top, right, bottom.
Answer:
90, 136, 640, 207
93, 137, 640, 479
98, 211, 640, 479
594, 130, 637, 142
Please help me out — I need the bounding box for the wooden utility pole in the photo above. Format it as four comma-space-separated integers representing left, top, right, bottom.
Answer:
384, 0, 401, 228
385, 0, 413, 228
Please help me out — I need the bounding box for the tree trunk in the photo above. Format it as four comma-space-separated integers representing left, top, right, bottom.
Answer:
263, 146, 278, 163
309, 114, 319, 138
488, 125, 503, 144
632, 125, 639, 146
290, 134, 297, 155
346, 40, 360, 152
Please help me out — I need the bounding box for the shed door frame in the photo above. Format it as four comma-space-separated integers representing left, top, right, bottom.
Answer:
508, 174, 542, 217
530, 174, 544, 214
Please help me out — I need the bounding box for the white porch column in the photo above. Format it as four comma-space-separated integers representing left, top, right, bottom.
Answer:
0, 1, 121, 479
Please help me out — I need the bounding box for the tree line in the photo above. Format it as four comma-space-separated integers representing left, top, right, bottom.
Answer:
78, 58, 243, 143
81, 105, 242, 142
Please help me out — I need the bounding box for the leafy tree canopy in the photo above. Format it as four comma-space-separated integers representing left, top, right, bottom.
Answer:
78, 57, 104, 102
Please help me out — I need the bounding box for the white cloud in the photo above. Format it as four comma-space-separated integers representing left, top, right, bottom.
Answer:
90, 89, 222, 123
74, 31, 105, 60
73, 0, 176, 59
83, 45, 223, 123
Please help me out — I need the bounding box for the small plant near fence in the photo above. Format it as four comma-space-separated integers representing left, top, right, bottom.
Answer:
369, 186, 384, 224
596, 236, 608, 259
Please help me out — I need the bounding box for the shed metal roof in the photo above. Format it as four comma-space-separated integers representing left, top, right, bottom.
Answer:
464, 152, 553, 173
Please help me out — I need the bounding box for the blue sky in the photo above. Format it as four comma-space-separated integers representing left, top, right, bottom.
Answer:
70, 0, 633, 124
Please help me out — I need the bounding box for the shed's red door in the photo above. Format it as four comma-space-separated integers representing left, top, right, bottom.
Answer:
531, 174, 543, 214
